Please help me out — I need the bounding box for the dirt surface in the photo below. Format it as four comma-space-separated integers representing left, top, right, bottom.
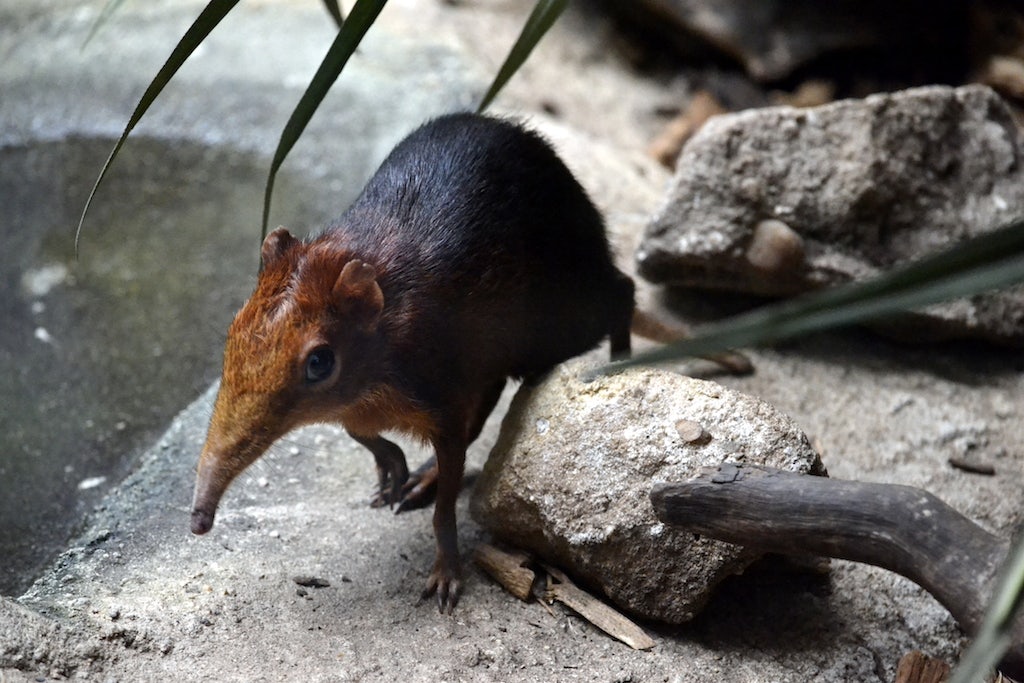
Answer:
2, 1, 1023, 682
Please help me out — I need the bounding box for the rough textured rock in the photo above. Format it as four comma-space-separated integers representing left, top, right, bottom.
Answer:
0, 597, 105, 678
606, 0, 969, 81
470, 359, 825, 624
638, 84, 1024, 346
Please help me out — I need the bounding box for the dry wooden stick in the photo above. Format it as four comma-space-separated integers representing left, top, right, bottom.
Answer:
647, 90, 726, 169
541, 563, 656, 651
472, 544, 656, 650
650, 464, 1023, 679
895, 650, 950, 683
473, 544, 536, 601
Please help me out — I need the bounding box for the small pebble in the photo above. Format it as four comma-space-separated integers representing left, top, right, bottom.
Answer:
675, 419, 709, 444
293, 575, 331, 588
77, 476, 107, 491
34, 326, 55, 345
948, 456, 996, 476
745, 219, 805, 274
991, 392, 1014, 419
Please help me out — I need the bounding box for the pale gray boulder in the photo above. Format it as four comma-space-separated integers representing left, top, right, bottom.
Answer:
470, 359, 825, 624
638, 84, 1024, 346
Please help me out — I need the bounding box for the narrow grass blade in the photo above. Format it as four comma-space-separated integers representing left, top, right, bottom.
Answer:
261, 0, 387, 239
948, 535, 1024, 683
477, 0, 567, 113
322, 0, 345, 30
603, 221, 1024, 373
76, 0, 242, 253
82, 0, 128, 48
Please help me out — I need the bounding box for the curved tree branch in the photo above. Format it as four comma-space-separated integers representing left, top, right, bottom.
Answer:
650, 464, 1022, 678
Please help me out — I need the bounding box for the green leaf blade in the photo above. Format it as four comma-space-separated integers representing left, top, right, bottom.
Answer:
603, 221, 1024, 373
477, 0, 568, 113
261, 0, 388, 240
82, 0, 129, 49
948, 535, 1024, 683
322, 0, 345, 30
76, 0, 243, 254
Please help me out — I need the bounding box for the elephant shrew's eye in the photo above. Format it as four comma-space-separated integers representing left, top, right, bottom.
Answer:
304, 347, 335, 383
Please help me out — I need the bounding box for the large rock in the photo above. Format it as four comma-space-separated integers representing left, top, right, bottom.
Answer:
637, 84, 1024, 346
604, 0, 969, 82
470, 359, 825, 624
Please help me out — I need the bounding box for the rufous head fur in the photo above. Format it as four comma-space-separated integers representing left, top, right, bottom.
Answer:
190, 227, 383, 535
